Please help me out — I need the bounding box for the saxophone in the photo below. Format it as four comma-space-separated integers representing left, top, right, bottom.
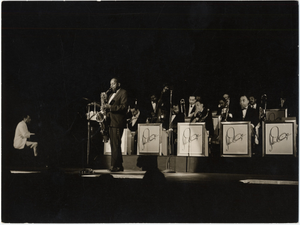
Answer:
96, 92, 108, 123
96, 88, 111, 141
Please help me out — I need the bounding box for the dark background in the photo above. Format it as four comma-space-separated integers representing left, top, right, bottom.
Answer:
2, 1, 298, 167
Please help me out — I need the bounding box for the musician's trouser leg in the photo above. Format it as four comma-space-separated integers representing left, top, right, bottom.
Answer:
109, 127, 124, 168
26, 141, 38, 157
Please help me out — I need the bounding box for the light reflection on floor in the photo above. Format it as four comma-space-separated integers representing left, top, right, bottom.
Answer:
240, 179, 298, 185
10, 170, 41, 174
9, 169, 298, 186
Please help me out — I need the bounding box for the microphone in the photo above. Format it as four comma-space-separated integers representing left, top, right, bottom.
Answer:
106, 88, 112, 94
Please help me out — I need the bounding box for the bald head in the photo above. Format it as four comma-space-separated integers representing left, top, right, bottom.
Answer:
110, 78, 120, 92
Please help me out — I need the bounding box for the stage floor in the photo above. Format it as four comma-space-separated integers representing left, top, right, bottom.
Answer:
9, 165, 298, 184
3, 166, 298, 223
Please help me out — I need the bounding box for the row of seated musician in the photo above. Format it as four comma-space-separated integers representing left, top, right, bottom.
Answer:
124, 93, 292, 155
128, 94, 263, 137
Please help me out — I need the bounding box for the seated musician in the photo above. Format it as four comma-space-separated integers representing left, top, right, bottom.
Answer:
14, 114, 38, 157
232, 95, 259, 127
221, 93, 234, 121
126, 103, 146, 154
186, 95, 196, 118
146, 93, 158, 123
127, 103, 145, 132
190, 98, 214, 138
217, 99, 226, 116
232, 95, 260, 150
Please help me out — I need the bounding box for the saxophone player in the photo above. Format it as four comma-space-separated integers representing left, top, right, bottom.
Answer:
103, 78, 128, 172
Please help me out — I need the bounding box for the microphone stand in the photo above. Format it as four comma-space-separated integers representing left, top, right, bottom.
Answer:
163, 89, 176, 173
168, 89, 173, 155
81, 103, 95, 174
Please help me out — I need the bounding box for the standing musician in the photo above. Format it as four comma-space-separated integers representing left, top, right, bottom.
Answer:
103, 78, 128, 172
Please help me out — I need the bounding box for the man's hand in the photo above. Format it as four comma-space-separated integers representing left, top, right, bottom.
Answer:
167, 128, 173, 133
103, 104, 111, 110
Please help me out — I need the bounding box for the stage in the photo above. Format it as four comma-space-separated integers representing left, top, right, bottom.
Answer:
3, 166, 298, 223
3, 154, 298, 223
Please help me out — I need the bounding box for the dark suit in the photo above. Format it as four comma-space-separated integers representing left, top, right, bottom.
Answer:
126, 110, 146, 132
146, 101, 157, 122
187, 104, 196, 117
169, 112, 185, 155
249, 103, 260, 120
107, 88, 128, 168
190, 108, 214, 137
126, 110, 146, 154
170, 112, 185, 131
233, 106, 259, 127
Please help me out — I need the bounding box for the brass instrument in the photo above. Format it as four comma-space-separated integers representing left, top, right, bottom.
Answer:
96, 88, 111, 123
260, 94, 267, 122
191, 108, 209, 123
180, 99, 186, 118
96, 88, 111, 142
224, 100, 229, 122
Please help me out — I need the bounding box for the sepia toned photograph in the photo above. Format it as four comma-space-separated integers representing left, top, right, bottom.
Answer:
2, 1, 298, 223
220, 121, 251, 156
177, 122, 207, 156
263, 121, 295, 156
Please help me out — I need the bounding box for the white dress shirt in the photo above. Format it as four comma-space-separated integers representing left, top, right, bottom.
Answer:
131, 110, 140, 127
14, 121, 31, 149
108, 89, 120, 104
188, 104, 195, 117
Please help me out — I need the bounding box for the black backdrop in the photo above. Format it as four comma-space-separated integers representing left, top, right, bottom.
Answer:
2, 2, 298, 166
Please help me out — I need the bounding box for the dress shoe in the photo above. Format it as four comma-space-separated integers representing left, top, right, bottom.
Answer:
110, 166, 124, 172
